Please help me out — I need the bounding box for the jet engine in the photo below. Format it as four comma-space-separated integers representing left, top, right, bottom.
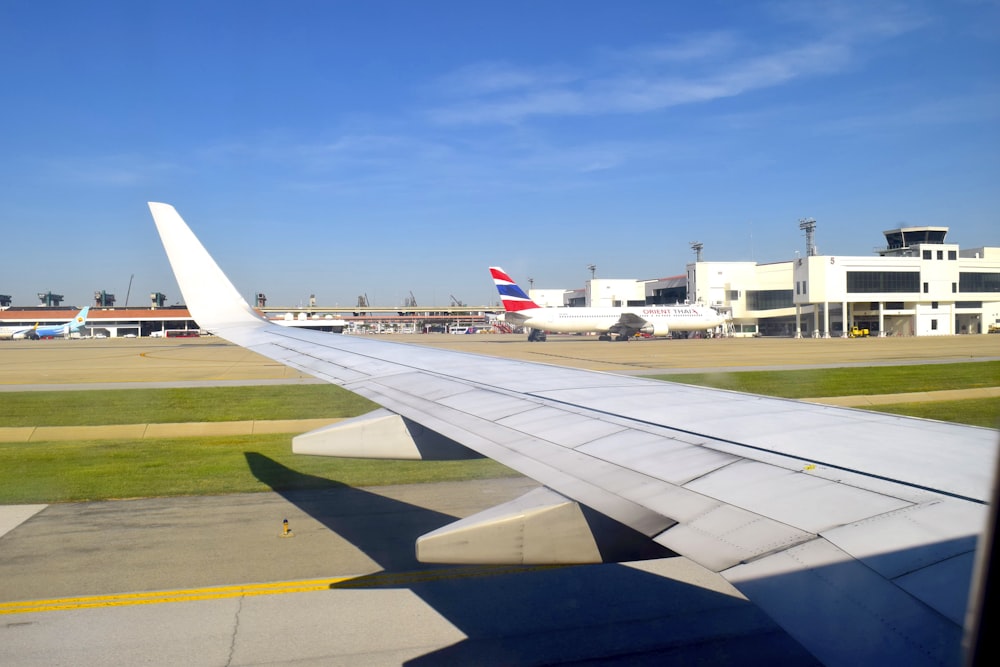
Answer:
639, 322, 670, 337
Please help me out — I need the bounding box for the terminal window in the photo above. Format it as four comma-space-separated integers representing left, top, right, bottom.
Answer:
846, 271, 920, 293
746, 289, 794, 310
959, 272, 1000, 293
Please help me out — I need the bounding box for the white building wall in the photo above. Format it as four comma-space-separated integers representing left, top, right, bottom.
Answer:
689, 261, 793, 318
914, 303, 954, 335
528, 289, 571, 308
587, 279, 646, 307
687, 261, 758, 311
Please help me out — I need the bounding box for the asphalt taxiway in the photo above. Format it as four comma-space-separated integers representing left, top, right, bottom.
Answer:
2, 334, 996, 665
1, 478, 821, 666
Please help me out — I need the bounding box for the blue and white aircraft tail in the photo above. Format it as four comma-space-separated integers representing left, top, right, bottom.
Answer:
0, 306, 90, 340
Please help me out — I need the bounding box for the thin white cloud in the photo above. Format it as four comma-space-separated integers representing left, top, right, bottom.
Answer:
430, 38, 852, 124
605, 31, 741, 65
427, 5, 920, 126
767, 0, 929, 40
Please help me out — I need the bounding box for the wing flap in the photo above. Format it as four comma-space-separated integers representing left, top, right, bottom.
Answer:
724, 537, 964, 667
822, 499, 984, 625
684, 459, 914, 534
654, 503, 816, 571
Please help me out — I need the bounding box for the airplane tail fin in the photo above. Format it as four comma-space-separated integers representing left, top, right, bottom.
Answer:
489, 267, 540, 313
147, 203, 266, 332
71, 307, 89, 329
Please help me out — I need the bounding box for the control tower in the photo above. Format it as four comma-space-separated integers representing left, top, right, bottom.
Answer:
877, 226, 949, 257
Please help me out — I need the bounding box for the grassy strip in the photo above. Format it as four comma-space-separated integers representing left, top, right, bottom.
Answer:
0, 385, 377, 427
4, 361, 998, 428
858, 398, 1000, 429
2, 364, 995, 505
1, 399, 992, 505
0, 434, 518, 504
654, 361, 1000, 399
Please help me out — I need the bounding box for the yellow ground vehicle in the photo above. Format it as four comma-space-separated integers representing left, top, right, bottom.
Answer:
849, 326, 870, 338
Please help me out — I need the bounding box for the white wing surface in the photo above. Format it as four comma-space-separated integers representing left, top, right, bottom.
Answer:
149, 203, 996, 667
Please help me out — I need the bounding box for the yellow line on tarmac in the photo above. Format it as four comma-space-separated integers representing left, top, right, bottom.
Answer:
0, 578, 352, 615
0, 565, 560, 615
330, 564, 561, 588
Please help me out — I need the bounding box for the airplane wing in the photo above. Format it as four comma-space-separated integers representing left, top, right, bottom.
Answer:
613, 311, 652, 336
149, 203, 996, 667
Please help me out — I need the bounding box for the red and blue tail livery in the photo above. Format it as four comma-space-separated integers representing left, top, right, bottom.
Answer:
490, 267, 541, 312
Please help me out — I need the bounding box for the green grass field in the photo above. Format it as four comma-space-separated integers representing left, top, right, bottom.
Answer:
858, 398, 999, 429
653, 360, 1000, 398
0, 435, 515, 504
1, 362, 996, 504
0, 385, 376, 427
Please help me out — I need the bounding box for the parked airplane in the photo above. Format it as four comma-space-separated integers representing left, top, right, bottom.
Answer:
490, 266, 726, 341
0, 306, 90, 340
149, 203, 995, 667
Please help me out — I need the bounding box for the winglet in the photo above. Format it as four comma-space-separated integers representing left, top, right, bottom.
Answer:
148, 203, 264, 332
489, 266, 540, 312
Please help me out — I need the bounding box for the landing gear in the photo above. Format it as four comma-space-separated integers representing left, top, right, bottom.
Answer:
527, 328, 547, 342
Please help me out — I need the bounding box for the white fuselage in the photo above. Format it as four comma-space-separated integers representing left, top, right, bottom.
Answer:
0, 326, 32, 340
507, 304, 726, 336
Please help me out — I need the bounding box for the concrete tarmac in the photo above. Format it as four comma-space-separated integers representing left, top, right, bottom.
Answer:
1, 480, 819, 666
1, 333, 998, 386
1, 334, 997, 665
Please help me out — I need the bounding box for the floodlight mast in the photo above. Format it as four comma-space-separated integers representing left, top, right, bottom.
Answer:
799, 218, 817, 256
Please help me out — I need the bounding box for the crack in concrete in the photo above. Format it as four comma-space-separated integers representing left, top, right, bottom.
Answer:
225, 595, 244, 667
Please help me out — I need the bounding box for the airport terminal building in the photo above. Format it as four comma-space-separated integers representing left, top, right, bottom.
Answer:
536, 226, 1000, 337
687, 226, 1000, 337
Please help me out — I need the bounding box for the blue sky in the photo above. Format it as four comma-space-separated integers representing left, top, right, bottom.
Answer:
2, 1, 998, 309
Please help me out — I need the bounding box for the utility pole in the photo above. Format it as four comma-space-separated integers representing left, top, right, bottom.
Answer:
690, 242, 704, 262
